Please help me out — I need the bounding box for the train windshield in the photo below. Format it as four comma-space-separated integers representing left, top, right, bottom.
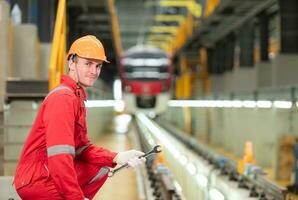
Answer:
122, 57, 170, 81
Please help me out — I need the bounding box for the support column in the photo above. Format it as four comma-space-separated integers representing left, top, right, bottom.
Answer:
68, 6, 82, 47
223, 34, 235, 92
37, 0, 56, 79
260, 11, 269, 61
239, 21, 255, 67
207, 47, 225, 93
37, 0, 55, 42
207, 48, 215, 74
256, 11, 272, 88
0, 113, 3, 175
0, 1, 10, 175
225, 34, 235, 71
232, 21, 257, 92
213, 42, 225, 74
279, 0, 298, 53
272, 0, 298, 86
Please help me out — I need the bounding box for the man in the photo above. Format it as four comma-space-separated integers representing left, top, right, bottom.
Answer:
14, 35, 145, 200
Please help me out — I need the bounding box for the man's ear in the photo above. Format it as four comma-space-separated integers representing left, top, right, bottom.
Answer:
68, 60, 75, 71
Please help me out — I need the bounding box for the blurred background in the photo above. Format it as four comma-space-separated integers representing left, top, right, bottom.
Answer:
0, 0, 298, 199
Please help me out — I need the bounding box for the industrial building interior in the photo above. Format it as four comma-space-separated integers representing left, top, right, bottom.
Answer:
0, 0, 298, 199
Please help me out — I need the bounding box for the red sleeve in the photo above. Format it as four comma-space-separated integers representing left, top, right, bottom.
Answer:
76, 144, 117, 168
43, 93, 84, 200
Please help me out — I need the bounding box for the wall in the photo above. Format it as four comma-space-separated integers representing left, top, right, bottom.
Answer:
161, 106, 298, 174
3, 100, 114, 175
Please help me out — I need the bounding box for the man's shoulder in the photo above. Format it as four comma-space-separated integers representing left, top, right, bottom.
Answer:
44, 87, 76, 102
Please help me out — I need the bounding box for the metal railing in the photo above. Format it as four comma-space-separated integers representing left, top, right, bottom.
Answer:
107, 0, 123, 57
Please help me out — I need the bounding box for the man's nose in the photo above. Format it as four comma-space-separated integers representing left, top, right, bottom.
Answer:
90, 65, 98, 74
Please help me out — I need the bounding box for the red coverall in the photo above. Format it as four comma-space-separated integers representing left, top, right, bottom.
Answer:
14, 75, 117, 200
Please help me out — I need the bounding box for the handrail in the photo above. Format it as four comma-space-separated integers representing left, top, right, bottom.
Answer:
107, 0, 123, 57
49, 0, 66, 90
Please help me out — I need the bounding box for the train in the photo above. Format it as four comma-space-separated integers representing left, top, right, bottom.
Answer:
119, 45, 172, 115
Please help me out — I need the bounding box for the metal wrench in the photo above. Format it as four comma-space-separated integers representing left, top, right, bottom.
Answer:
108, 145, 162, 177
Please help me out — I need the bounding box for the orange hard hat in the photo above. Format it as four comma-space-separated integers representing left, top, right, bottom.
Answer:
67, 35, 109, 63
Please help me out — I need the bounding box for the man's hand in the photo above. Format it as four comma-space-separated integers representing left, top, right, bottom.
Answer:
113, 150, 146, 168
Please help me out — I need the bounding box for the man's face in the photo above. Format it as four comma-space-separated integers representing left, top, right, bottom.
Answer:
70, 56, 103, 87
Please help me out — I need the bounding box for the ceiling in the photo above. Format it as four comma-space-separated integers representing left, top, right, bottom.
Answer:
67, 0, 117, 84
66, 0, 278, 83
182, 0, 278, 51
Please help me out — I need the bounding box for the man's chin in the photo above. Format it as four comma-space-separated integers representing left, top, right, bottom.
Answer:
81, 82, 94, 88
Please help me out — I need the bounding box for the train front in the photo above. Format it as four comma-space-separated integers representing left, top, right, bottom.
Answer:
119, 45, 172, 115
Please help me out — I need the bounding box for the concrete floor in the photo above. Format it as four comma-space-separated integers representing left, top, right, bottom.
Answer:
94, 130, 139, 200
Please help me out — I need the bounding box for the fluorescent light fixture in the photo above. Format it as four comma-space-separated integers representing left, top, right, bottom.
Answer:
232, 100, 243, 108
207, 100, 217, 107
85, 100, 118, 107
186, 163, 196, 175
168, 99, 293, 109
273, 101, 292, 109
222, 100, 233, 108
242, 101, 257, 108
155, 15, 185, 23
168, 100, 206, 107
148, 35, 173, 42
150, 26, 178, 34
209, 188, 225, 200
113, 79, 122, 100
159, 0, 202, 17
196, 174, 208, 188
114, 100, 125, 112
257, 100, 272, 108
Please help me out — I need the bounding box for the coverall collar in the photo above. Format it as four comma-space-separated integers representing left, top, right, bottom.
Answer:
61, 75, 88, 101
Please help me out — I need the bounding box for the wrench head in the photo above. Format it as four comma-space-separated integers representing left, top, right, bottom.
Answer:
153, 145, 162, 153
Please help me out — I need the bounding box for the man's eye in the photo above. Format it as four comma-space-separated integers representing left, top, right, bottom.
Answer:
85, 62, 90, 66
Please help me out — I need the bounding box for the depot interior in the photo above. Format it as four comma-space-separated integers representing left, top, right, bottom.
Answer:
1, 0, 298, 200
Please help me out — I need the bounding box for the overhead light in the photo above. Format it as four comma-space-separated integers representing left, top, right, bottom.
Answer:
114, 100, 125, 112
168, 100, 294, 109
85, 100, 117, 107
273, 101, 292, 109
155, 15, 186, 24
147, 35, 173, 42
231, 100, 243, 108
150, 26, 178, 34
159, 0, 202, 17
221, 100, 233, 108
242, 100, 257, 108
113, 79, 122, 100
256, 100, 272, 108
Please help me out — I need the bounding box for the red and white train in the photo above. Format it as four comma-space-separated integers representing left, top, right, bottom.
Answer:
119, 45, 172, 115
